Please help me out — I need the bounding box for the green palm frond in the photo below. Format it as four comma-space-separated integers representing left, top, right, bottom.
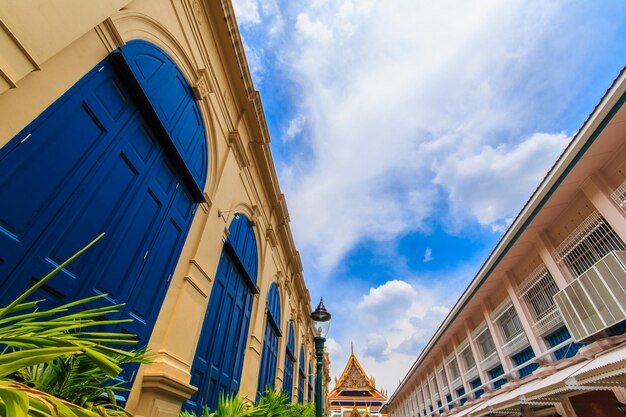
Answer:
0, 380, 101, 417
0, 233, 152, 416
256, 387, 288, 417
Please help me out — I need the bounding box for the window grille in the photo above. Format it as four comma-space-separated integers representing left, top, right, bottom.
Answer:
554, 212, 626, 277
496, 305, 524, 341
446, 356, 461, 382
501, 331, 530, 357
475, 328, 496, 359
611, 178, 626, 213
430, 374, 439, 400
438, 366, 448, 389
519, 265, 560, 325
460, 345, 475, 371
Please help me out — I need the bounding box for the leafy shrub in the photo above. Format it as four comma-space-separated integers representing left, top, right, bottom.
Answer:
0, 233, 149, 417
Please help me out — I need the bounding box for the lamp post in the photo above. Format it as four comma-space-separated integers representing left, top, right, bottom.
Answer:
311, 298, 331, 417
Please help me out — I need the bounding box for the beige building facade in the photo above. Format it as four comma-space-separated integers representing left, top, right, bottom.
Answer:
385, 68, 626, 417
0, 1, 322, 416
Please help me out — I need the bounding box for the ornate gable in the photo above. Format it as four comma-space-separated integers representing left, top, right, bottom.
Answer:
336, 352, 375, 390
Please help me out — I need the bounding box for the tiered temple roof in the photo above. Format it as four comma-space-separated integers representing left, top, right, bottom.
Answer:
328, 347, 387, 417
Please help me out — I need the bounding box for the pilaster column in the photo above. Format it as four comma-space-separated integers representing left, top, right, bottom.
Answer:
481, 302, 511, 372
464, 325, 487, 388
534, 232, 571, 287
581, 173, 626, 243
504, 273, 543, 355
452, 340, 469, 396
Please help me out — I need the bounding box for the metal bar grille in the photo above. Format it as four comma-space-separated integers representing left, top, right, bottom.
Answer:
611, 179, 626, 213
521, 269, 560, 322
553, 212, 626, 277
501, 331, 530, 356
460, 345, 476, 371
496, 305, 524, 341
438, 366, 449, 390
532, 308, 564, 336
491, 298, 513, 322
446, 356, 461, 381
475, 328, 496, 359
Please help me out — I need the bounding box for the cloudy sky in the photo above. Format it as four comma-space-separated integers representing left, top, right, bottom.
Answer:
232, 0, 626, 393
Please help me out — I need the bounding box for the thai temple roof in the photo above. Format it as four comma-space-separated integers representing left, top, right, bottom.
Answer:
329, 345, 387, 416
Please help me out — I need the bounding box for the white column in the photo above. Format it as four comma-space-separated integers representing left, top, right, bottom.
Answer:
535, 232, 571, 287
481, 302, 511, 372
504, 273, 544, 355
452, 340, 469, 397
464, 325, 487, 386
582, 173, 626, 243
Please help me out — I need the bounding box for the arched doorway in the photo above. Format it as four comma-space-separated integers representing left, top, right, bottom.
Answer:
257, 282, 282, 397
185, 215, 258, 413
0, 40, 207, 386
283, 321, 296, 401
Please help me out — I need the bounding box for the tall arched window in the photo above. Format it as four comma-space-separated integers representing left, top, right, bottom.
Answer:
257, 283, 281, 396
0, 39, 207, 391
307, 362, 313, 402
298, 345, 306, 403
185, 215, 258, 413
283, 322, 295, 402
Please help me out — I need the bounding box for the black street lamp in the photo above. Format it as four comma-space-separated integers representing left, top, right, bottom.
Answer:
311, 298, 331, 417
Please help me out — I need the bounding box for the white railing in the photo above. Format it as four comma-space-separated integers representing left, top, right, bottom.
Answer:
501, 331, 530, 356
463, 365, 479, 382
532, 308, 563, 336
553, 211, 626, 277
447, 338, 576, 409
449, 376, 463, 391
611, 179, 626, 213
480, 351, 500, 371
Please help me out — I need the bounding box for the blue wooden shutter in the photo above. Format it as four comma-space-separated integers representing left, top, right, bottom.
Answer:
298, 345, 305, 403
282, 322, 295, 401
185, 215, 257, 413
0, 42, 205, 377
257, 283, 281, 397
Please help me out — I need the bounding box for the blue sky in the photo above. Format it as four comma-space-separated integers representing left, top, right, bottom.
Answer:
232, 0, 626, 392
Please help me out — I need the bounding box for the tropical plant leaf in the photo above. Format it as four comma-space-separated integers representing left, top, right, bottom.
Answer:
0, 233, 105, 319
0, 233, 150, 416
0, 383, 29, 417
0, 380, 101, 417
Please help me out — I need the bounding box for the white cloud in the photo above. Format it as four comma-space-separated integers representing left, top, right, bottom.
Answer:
283, 114, 306, 142
423, 247, 433, 263
325, 337, 345, 359
261, 0, 585, 275
329, 279, 452, 389
434, 132, 570, 231
364, 333, 390, 362
232, 0, 260, 24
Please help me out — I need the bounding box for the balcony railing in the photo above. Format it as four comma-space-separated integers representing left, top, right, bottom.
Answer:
446, 338, 576, 410
501, 331, 530, 356
532, 308, 564, 336
611, 179, 626, 213
479, 351, 500, 371
463, 365, 479, 382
